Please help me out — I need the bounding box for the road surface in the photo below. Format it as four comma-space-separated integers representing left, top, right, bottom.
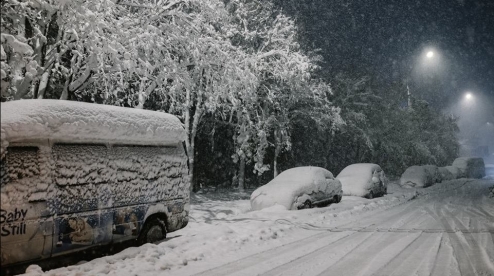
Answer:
193, 179, 494, 276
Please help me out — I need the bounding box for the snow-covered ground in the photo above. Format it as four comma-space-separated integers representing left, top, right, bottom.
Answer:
21, 179, 494, 276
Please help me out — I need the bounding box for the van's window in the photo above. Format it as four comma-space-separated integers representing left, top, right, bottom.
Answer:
51, 144, 108, 213
109, 145, 182, 206
2, 147, 40, 185
52, 144, 109, 186
0, 147, 40, 206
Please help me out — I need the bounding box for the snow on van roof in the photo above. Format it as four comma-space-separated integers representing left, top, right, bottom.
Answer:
1, 100, 186, 157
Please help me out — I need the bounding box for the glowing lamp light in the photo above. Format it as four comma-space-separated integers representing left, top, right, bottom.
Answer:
465, 93, 473, 100
426, 51, 434, 58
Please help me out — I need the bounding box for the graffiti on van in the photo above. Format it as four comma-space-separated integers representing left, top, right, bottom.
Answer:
0, 208, 28, 236
112, 206, 145, 240
54, 213, 112, 253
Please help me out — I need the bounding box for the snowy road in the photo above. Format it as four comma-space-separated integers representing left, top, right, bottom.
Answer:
19, 179, 493, 276
193, 179, 494, 276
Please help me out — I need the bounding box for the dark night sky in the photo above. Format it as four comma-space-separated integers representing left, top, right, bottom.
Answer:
273, 0, 494, 113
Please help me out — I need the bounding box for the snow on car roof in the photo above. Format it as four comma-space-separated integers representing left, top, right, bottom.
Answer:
274, 166, 335, 182
1, 100, 186, 157
337, 163, 380, 178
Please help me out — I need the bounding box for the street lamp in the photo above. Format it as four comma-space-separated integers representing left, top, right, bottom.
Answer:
406, 48, 438, 109
465, 92, 473, 100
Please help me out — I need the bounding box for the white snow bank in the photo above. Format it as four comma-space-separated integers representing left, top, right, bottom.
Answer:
399, 165, 437, 188
438, 167, 454, 181
250, 167, 341, 211
336, 163, 387, 197
1, 100, 186, 158
452, 157, 485, 179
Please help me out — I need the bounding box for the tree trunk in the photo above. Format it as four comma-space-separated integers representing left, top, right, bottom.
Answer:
238, 156, 245, 191
187, 139, 195, 193
184, 89, 193, 193
60, 74, 73, 100
184, 87, 204, 193
273, 128, 281, 178
37, 64, 53, 99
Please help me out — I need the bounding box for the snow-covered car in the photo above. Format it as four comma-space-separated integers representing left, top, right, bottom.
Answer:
336, 163, 388, 199
438, 167, 455, 181
452, 157, 485, 179
444, 165, 461, 179
250, 167, 342, 211
422, 165, 441, 183
400, 165, 439, 188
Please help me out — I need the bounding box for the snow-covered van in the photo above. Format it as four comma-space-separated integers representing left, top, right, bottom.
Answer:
0, 100, 190, 267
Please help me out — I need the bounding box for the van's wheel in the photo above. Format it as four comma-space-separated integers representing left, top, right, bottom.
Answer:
137, 217, 166, 245
368, 191, 374, 199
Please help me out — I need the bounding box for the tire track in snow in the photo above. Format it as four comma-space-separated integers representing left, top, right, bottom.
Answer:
443, 208, 494, 275
191, 231, 346, 276
260, 204, 429, 276
369, 233, 436, 276
315, 232, 420, 276
425, 201, 494, 275
430, 234, 461, 276
424, 205, 475, 275
259, 232, 375, 276
330, 198, 426, 232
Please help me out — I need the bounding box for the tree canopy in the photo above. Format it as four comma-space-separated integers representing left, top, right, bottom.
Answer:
1, 0, 459, 191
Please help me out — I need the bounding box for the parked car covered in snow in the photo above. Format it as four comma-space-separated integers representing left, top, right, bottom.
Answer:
399, 165, 438, 188
250, 167, 342, 211
0, 100, 190, 268
422, 165, 441, 183
336, 163, 387, 199
438, 167, 455, 181
452, 157, 485, 179
444, 165, 461, 179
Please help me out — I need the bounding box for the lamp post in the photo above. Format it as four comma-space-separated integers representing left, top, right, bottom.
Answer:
458, 91, 477, 156
406, 49, 437, 109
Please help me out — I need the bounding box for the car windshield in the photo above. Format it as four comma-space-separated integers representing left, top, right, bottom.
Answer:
1, 1, 493, 275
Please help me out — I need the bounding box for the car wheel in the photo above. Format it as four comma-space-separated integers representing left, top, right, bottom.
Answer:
333, 195, 340, 203
302, 199, 312, 209
137, 217, 167, 245
368, 191, 374, 199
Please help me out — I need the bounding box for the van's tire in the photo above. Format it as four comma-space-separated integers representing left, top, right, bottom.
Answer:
368, 191, 374, 199
137, 217, 167, 245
